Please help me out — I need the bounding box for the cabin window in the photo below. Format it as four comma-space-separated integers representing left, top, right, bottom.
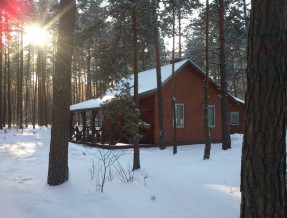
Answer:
175, 104, 184, 128
230, 112, 239, 125
208, 105, 215, 127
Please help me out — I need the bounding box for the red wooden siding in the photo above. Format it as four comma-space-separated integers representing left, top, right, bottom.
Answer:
139, 64, 244, 145
139, 94, 155, 143
228, 99, 244, 134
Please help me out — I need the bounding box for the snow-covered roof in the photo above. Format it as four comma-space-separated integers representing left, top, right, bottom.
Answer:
70, 93, 114, 112
70, 59, 244, 111
129, 59, 190, 96
71, 59, 189, 111
230, 95, 245, 104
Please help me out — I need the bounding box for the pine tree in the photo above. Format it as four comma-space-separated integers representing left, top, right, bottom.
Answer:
19, 22, 23, 129
219, 0, 231, 150
185, 1, 248, 99
6, 16, 11, 129
131, 0, 140, 170
203, 0, 211, 160
153, 0, 167, 150
171, 5, 177, 154
240, 0, 287, 216
0, 14, 2, 130
48, 0, 76, 186
25, 44, 31, 128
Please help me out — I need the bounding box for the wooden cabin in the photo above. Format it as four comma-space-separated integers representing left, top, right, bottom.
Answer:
69, 59, 244, 147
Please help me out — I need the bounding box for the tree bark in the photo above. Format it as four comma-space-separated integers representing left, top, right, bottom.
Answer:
36, 49, 43, 126
32, 71, 37, 129
17, 31, 20, 127
153, 1, 166, 150
37, 48, 48, 127
240, 0, 287, 217
203, 0, 211, 160
232, 60, 238, 97
6, 24, 11, 128
141, 45, 146, 71
0, 14, 3, 129
131, 0, 140, 170
240, 61, 246, 96
219, 0, 231, 150
3, 39, 7, 127
48, 0, 76, 186
19, 23, 23, 129
25, 44, 31, 128
241, 0, 247, 98
171, 6, 177, 155
155, 36, 167, 150
178, 8, 182, 58
86, 45, 92, 100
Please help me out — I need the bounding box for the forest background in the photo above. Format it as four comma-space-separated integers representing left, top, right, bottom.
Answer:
0, 0, 249, 129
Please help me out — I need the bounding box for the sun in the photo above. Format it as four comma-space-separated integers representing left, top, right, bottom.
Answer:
24, 25, 50, 46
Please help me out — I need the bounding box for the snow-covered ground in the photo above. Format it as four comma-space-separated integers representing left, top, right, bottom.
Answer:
0, 127, 242, 218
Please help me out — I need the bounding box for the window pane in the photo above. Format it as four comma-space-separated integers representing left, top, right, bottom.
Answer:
175, 104, 184, 128
230, 112, 239, 125
208, 106, 215, 127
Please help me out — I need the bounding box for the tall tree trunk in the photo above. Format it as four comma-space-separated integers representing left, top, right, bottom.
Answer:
141, 45, 146, 71
36, 49, 43, 126
37, 49, 47, 127
25, 44, 31, 128
153, 1, 166, 149
219, 0, 231, 150
3, 42, 7, 127
19, 23, 23, 129
72, 57, 77, 104
131, 0, 140, 170
78, 59, 82, 102
94, 58, 98, 97
155, 37, 167, 149
231, 60, 237, 97
46, 77, 51, 124
240, 1, 287, 217
241, 0, 247, 97
43, 53, 48, 127
32, 71, 37, 129
17, 31, 20, 127
81, 68, 84, 102
48, 0, 76, 186
203, 0, 211, 160
0, 14, 3, 129
171, 6, 177, 155
12, 89, 16, 125
178, 8, 182, 58
7, 29, 11, 128
86, 46, 92, 100
240, 62, 246, 96
131, 0, 141, 170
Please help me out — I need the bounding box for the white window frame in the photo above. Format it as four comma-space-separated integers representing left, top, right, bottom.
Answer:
175, 103, 184, 128
230, 112, 239, 125
208, 105, 216, 128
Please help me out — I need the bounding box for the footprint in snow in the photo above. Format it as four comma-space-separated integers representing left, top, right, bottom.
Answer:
13, 176, 33, 184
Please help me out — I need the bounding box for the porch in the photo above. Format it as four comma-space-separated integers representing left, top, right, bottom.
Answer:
69, 108, 154, 149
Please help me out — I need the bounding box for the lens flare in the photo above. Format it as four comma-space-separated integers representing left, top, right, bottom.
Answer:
24, 25, 50, 46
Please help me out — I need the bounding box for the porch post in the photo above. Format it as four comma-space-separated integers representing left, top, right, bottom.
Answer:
81, 112, 86, 141
91, 110, 96, 143
69, 112, 74, 139
109, 120, 115, 145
